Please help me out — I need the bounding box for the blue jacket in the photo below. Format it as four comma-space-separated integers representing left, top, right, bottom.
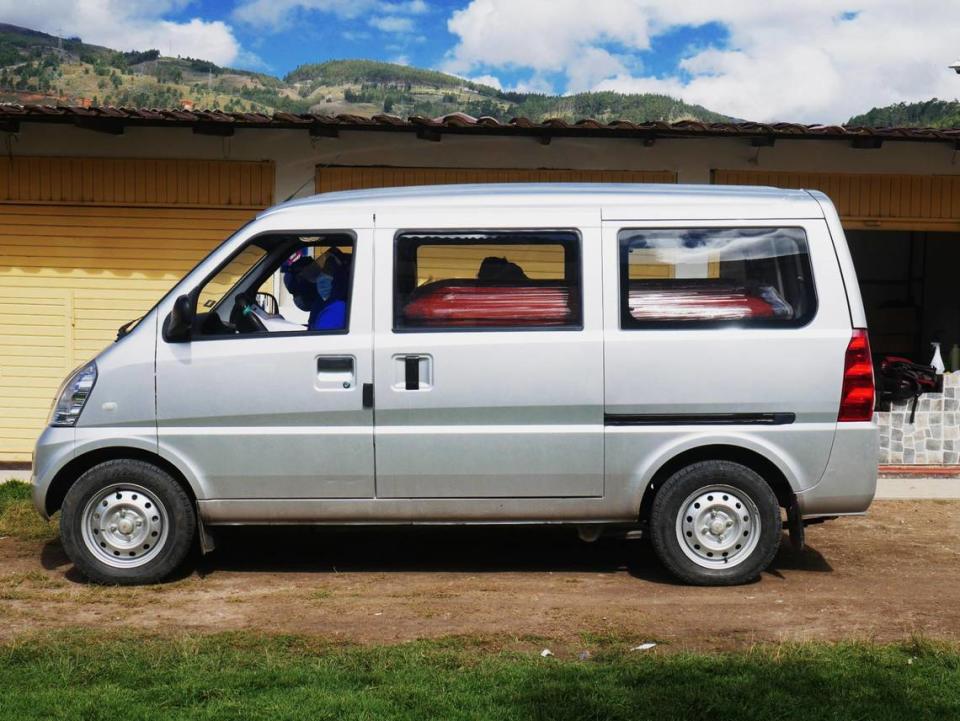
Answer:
283, 254, 350, 331
309, 300, 346, 331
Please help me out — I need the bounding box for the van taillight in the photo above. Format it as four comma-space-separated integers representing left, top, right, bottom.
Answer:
838, 329, 874, 422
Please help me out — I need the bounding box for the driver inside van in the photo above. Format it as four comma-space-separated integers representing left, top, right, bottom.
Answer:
282, 248, 351, 331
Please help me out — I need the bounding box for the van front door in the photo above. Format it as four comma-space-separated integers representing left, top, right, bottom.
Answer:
372, 219, 604, 498
155, 227, 374, 500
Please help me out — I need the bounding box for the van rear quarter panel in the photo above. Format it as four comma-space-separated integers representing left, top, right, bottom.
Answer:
601, 218, 851, 499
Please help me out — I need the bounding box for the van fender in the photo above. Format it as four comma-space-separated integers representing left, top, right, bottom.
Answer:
38, 430, 204, 519
71, 429, 210, 504
620, 429, 808, 511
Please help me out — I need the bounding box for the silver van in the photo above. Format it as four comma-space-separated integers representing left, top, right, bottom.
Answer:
31, 184, 877, 586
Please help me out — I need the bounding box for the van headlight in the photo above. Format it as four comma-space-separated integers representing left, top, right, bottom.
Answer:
49, 362, 97, 427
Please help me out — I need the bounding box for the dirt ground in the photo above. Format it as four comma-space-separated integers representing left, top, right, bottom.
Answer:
1, 500, 958, 651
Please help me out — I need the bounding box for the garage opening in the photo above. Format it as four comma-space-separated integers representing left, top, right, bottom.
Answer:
846, 229, 960, 465
847, 229, 960, 365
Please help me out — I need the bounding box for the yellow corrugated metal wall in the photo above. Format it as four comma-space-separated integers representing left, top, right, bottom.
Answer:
713, 169, 960, 231
316, 166, 676, 193
0, 157, 274, 462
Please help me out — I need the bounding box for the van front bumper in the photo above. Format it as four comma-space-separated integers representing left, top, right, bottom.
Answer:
31, 425, 75, 519
796, 422, 878, 518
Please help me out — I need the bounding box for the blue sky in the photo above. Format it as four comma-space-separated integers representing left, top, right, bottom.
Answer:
179, 0, 463, 77
1, 1, 959, 123
157, 0, 730, 90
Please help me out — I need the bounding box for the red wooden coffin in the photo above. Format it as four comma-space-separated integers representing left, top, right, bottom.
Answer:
627, 282, 792, 322
402, 282, 574, 326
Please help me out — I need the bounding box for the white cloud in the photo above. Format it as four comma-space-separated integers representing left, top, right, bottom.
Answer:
444, 0, 651, 85
387, 0, 428, 14
506, 74, 556, 95
565, 47, 628, 93
370, 16, 415, 34
467, 74, 502, 90
235, 0, 429, 32
233, 0, 372, 30
0, 0, 241, 66
445, 0, 960, 123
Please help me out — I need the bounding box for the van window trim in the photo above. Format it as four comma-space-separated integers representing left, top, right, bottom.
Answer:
615, 224, 820, 331
181, 228, 359, 343
390, 227, 586, 334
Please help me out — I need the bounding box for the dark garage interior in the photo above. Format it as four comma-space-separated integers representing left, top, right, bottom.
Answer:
848, 229, 960, 367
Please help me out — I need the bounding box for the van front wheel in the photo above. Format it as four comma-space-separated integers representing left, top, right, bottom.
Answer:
650, 460, 781, 586
60, 459, 196, 585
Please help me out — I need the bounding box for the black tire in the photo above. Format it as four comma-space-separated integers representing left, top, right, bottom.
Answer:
60, 459, 196, 585
649, 460, 781, 586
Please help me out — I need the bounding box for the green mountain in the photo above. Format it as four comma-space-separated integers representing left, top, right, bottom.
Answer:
0, 22, 733, 123
847, 99, 960, 128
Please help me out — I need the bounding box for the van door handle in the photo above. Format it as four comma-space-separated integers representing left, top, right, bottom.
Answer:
315, 355, 355, 390
392, 353, 432, 391
404, 356, 420, 390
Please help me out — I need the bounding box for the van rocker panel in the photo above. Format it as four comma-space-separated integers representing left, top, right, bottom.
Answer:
198, 497, 637, 524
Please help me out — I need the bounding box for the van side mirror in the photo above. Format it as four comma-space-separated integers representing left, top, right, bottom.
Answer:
255, 292, 279, 315
164, 294, 194, 342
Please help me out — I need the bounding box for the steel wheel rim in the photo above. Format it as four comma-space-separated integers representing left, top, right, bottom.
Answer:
675, 484, 761, 569
80, 483, 168, 569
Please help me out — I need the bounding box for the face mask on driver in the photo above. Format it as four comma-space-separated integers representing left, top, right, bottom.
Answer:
286, 273, 316, 311
316, 272, 334, 301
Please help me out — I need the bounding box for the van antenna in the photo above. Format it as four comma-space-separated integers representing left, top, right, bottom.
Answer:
283, 176, 315, 203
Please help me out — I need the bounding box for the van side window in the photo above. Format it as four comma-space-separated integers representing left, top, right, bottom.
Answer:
393, 231, 582, 331
197, 244, 270, 314
192, 233, 355, 338
618, 227, 816, 328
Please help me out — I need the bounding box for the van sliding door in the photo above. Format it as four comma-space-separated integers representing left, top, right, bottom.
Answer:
371, 211, 604, 499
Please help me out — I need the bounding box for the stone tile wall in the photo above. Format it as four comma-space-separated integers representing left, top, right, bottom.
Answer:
877, 372, 960, 465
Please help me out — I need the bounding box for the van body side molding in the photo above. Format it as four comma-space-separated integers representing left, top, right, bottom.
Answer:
604, 412, 796, 426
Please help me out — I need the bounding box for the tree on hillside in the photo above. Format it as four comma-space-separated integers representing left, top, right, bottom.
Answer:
847, 99, 960, 128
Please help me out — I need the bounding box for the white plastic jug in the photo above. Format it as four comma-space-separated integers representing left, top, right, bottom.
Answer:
931, 342, 946, 374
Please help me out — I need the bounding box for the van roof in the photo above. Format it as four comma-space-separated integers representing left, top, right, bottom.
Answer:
262, 183, 826, 220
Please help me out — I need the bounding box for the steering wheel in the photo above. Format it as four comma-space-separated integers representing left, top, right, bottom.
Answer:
230, 293, 267, 333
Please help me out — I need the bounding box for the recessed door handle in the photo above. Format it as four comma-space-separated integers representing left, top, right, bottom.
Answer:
404, 356, 420, 390
315, 355, 355, 391
392, 353, 432, 391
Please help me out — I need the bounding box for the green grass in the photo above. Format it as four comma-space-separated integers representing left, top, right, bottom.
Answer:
0, 633, 958, 720
0, 480, 56, 541
0, 478, 30, 510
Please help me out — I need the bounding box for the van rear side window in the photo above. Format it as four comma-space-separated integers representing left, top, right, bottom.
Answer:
394, 231, 582, 331
618, 227, 816, 328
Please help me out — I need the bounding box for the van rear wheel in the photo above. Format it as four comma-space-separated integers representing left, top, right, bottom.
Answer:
60, 459, 196, 585
650, 460, 781, 586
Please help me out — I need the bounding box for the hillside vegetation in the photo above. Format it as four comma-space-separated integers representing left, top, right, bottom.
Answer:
7, 23, 959, 128
0, 23, 732, 123
847, 99, 960, 128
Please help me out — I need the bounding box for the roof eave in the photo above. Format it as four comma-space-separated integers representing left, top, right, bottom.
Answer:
1, 105, 958, 145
